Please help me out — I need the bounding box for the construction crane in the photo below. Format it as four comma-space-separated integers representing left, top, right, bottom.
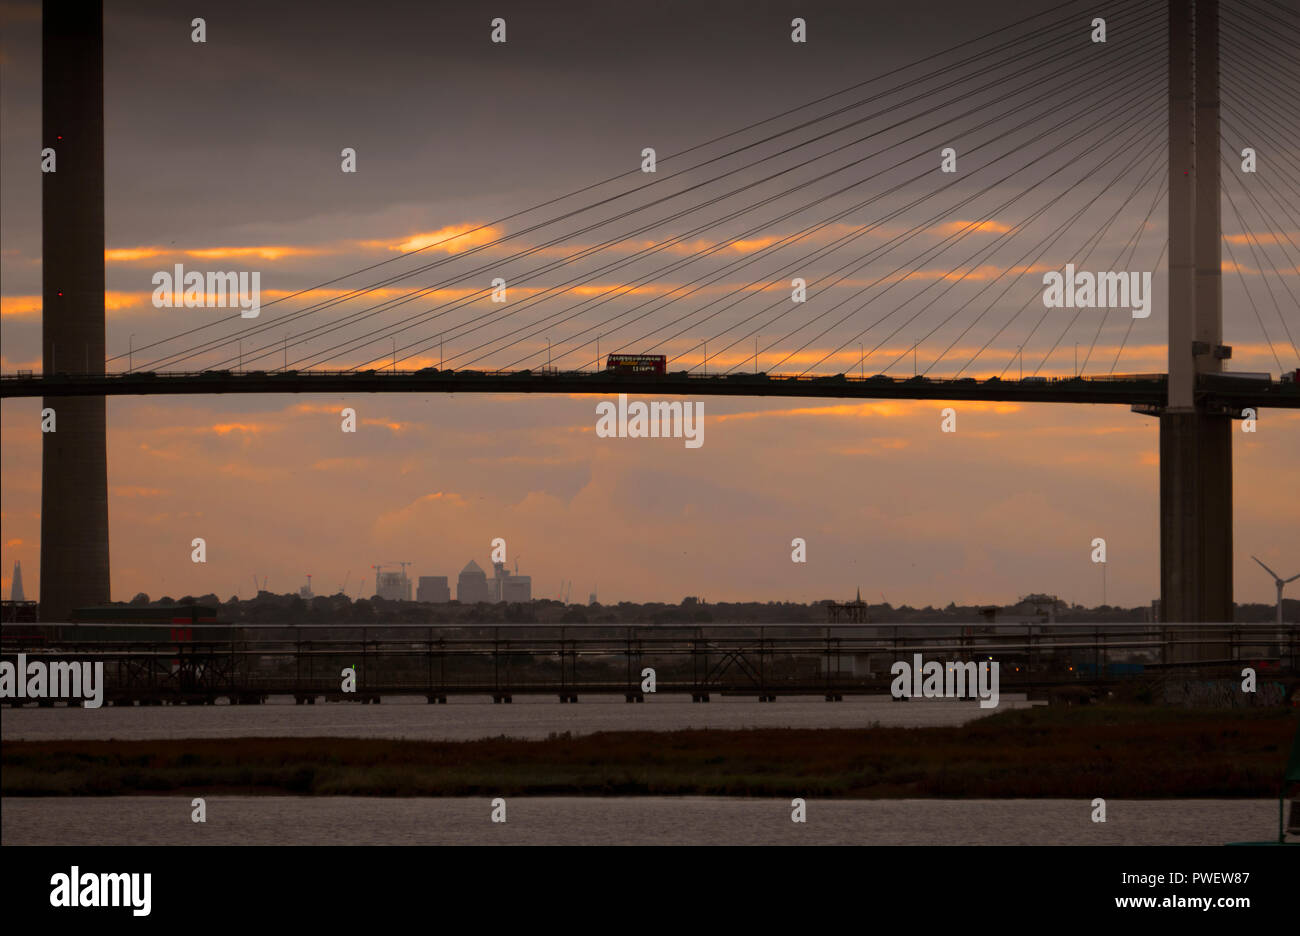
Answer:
380, 561, 414, 587
373, 561, 414, 600
338, 570, 351, 595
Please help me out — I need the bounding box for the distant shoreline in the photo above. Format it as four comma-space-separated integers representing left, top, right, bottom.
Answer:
3, 706, 1294, 798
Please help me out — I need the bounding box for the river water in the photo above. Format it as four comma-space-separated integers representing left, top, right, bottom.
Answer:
0, 693, 1035, 741
9, 694, 1281, 846
1, 796, 1281, 845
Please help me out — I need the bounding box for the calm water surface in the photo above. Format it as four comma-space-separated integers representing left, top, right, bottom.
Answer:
1, 797, 1281, 845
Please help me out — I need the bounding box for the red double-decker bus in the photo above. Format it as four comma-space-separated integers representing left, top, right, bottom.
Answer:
605, 353, 666, 374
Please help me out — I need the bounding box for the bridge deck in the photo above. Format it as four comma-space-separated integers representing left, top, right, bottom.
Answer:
3, 369, 1298, 408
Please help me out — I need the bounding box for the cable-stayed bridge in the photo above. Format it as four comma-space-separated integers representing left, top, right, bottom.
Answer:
11, 0, 1300, 635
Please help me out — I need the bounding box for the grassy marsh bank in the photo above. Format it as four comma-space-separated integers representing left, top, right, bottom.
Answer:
3, 706, 1294, 798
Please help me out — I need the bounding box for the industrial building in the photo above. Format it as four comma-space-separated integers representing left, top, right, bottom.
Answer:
452, 558, 532, 604
490, 561, 531, 602
10, 561, 24, 603
417, 576, 451, 604
376, 568, 412, 602
502, 577, 532, 602
457, 560, 490, 604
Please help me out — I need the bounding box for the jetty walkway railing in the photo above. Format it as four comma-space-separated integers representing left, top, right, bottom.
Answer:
2, 622, 1295, 705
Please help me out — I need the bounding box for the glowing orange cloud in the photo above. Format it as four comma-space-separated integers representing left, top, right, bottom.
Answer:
1224, 232, 1299, 247
370, 224, 505, 254
106, 245, 333, 262
209, 422, 273, 435
105, 291, 142, 310
567, 283, 673, 298
931, 220, 1013, 236
0, 295, 42, 319
2, 291, 147, 319
361, 419, 410, 433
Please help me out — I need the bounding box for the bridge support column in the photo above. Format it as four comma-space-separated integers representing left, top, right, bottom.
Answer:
1160, 412, 1233, 655
39, 0, 109, 623
1160, 0, 1231, 657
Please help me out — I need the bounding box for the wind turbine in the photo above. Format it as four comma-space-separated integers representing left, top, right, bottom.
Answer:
1252, 556, 1300, 628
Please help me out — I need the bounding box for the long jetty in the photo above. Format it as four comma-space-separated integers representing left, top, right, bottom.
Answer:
2, 622, 1296, 706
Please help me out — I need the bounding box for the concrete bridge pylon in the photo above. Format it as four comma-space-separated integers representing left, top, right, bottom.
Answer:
39, 0, 110, 623
1160, 0, 1233, 656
